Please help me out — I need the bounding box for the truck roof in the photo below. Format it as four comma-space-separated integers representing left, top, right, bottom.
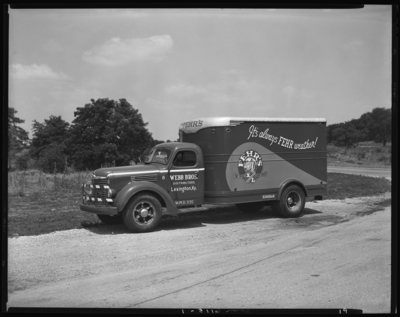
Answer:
179, 117, 326, 134
155, 142, 200, 151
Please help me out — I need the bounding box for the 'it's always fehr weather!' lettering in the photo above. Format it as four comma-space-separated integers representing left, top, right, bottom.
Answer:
247, 125, 318, 150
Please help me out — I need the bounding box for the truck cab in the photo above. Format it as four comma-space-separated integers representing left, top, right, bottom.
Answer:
80, 142, 205, 232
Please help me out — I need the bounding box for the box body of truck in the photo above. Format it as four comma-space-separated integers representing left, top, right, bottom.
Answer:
179, 117, 327, 205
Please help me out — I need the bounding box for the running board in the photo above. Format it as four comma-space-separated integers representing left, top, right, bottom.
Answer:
177, 206, 210, 214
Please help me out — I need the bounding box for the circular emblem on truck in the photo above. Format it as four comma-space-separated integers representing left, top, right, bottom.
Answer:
237, 150, 263, 183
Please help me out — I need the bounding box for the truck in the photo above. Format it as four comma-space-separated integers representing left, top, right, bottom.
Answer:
80, 117, 327, 233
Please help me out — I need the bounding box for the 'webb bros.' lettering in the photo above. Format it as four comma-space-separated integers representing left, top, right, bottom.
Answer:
80, 117, 327, 233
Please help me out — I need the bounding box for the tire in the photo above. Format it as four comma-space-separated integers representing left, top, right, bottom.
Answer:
272, 185, 305, 218
122, 194, 162, 233
236, 202, 265, 213
97, 214, 123, 225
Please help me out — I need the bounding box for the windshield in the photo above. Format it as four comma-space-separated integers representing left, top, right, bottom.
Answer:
144, 147, 172, 165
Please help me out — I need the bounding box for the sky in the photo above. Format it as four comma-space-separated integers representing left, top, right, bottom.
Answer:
8, 6, 392, 142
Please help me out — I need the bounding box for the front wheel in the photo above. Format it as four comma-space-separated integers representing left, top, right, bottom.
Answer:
272, 185, 305, 218
123, 194, 162, 233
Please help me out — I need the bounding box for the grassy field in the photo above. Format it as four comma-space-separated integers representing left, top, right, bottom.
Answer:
7, 170, 391, 237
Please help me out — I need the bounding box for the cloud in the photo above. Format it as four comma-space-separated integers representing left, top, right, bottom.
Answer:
165, 83, 208, 97
165, 71, 267, 107
282, 85, 297, 96
10, 64, 70, 81
82, 35, 173, 66
42, 39, 64, 53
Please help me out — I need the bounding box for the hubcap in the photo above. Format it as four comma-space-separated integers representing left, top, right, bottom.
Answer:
133, 201, 155, 225
139, 208, 148, 217
286, 192, 300, 211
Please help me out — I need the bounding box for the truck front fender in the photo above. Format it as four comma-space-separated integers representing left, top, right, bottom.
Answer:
114, 181, 178, 215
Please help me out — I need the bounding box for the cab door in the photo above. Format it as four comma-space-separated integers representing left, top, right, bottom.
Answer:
168, 149, 204, 207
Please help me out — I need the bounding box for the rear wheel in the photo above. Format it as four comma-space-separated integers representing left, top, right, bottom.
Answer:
272, 185, 305, 218
97, 214, 123, 225
236, 202, 265, 213
123, 194, 162, 233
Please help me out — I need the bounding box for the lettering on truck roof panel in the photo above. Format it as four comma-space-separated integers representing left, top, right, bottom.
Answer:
179, 117, 326, 134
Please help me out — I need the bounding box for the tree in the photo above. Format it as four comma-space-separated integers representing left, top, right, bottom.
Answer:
326, 123, 340, 144
352, 113, 371, 142
30, 115, 70, 161
15, 149, 31, 170
330, 122, 362, 148
8, 108, 29, 151
326, 107, 392, 147
365, 108, 391, 146
37, 143, 68, 173
68, 98, 154, 170
8, 108, 30, 169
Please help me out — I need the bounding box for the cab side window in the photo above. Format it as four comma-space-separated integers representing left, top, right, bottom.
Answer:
173, 151, 197, 167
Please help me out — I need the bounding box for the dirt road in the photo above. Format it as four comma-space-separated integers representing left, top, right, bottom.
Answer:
7, 193, 391, 312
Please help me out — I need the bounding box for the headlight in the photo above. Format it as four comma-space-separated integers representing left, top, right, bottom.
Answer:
107, 188, 117, 198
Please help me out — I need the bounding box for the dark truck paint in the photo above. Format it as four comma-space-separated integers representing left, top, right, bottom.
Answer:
80, 117, 327, 233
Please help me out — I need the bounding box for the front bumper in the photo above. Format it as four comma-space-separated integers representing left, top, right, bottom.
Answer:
80, 203, 118, 215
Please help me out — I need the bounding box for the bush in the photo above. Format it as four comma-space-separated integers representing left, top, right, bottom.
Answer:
11, 150, 36, 171
37, 144, 68, 173
15, 153, 29, 170
327, 144, 342, 158
378, 155, 388, 162
357, 151, 366, 161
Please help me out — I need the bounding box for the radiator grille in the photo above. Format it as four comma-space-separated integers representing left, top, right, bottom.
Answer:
93, 188, 108, 199
131, 174, 157, 182
91, 178, 109, 200
92, 178, 109, 185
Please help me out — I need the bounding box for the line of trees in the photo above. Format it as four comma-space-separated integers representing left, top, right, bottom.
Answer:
327, 107, 392, 148
8, 98, 165, 172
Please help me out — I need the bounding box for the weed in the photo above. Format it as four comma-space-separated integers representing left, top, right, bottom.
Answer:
327, 144, 342, 157
357, 152, 366, 160
30, 191, 42, 202
378, 155, 388, 163
8, 171, 28, 197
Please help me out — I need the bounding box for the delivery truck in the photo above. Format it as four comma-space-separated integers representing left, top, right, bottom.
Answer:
80, 117, 327, 233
